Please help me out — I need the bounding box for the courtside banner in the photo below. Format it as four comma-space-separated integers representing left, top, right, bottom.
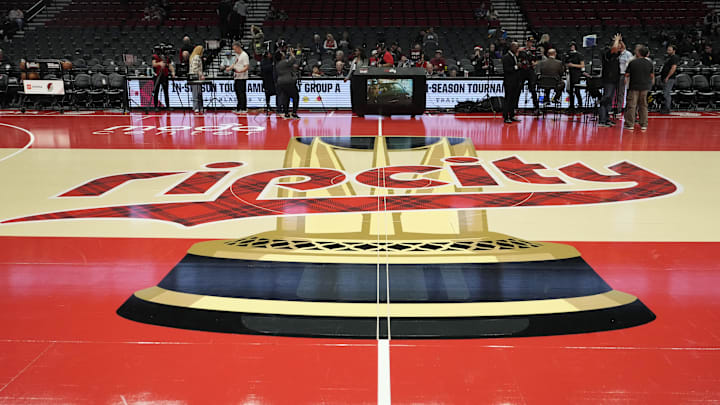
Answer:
23, 80, 65, 95
127, 78, 351, 109
126, 78, 586, 109
426, 79, 588, 109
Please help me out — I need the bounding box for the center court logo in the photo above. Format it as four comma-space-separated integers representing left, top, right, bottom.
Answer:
104, 136, 665, 338
1, 154, 679, 227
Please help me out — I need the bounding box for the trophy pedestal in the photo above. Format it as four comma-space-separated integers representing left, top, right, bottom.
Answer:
118, 232, 655, 338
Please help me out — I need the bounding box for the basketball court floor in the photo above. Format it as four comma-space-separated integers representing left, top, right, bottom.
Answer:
0, 110, 718, 404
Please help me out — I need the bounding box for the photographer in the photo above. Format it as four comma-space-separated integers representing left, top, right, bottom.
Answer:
275, 48, 300, 119
598, 34, 622, 127
152, 44, 176, 110
189, 45, 205, 113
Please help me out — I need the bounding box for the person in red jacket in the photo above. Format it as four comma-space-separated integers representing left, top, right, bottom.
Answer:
376, 43, 394, 67
430, 49, 446, 73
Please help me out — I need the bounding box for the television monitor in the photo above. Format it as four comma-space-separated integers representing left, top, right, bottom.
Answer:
366, 78, 413, 106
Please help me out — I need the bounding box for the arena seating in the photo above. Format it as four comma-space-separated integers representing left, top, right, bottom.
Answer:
262, 25, 489, 62
265, 0, 495, 27
8, 25, 220, 67
521, 0, 709, 27
1, 0, 718, 112
48, 0, 218, 27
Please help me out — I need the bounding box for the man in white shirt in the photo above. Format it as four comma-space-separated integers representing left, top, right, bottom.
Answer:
616, 41, 633, 112
226, 41, 249, 112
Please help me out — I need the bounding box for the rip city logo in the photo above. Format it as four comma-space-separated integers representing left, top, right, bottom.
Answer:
1, 156, 678, 227
92, 124, 266, 136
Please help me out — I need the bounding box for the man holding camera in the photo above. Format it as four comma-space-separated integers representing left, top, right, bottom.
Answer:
226, 41, 249, 113
152, 45, 176, 110
598, 34, 622, 127
518, 36, 540, 113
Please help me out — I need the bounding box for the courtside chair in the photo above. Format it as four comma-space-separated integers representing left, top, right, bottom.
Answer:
692, 75, 714, 110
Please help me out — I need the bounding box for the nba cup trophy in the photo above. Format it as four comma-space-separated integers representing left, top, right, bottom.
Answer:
118, 136, 655, 338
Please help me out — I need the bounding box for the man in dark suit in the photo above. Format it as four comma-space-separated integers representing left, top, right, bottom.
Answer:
538, 48, 565, 103
502, 41, 521, 123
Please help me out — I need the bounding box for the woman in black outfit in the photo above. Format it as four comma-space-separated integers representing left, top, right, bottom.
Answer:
274, 49, 300, 119
260, 51, 276, 113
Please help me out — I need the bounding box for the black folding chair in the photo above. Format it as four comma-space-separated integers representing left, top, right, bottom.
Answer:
537, 75, 563, 120
692, 75, 714, 110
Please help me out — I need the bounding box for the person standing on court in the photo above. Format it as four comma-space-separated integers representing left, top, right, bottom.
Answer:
188, 45, 205, 113
260, 51, 276, 113
623, 45, 654, 131
517, 36, 539, 113
660, 45, 679, 114
598, 33, 621, 127
275, 47, 300, 119
616, 41, 633, 113
226, 41, 249, 113
565, 42, 585, 114
502, 41, 521, 124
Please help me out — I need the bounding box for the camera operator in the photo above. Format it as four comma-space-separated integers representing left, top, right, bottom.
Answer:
564, 42, 585, 113
152, 44, 176, 110
275, 47, 300, 119
225, 41, 249, 113
518, 36, 540, 113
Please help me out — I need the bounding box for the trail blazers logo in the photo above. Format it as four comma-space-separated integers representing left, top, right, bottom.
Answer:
2, 150, 677, 227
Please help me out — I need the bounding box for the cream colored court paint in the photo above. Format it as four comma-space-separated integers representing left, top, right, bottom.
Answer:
0, 148, 717, 241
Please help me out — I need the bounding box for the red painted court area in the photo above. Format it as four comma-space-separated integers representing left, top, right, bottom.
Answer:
1, 111, 719, 151
0, 111, 719, 404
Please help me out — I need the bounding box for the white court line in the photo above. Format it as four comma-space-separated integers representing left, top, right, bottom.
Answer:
376, 114, 391, 405
0, 343, 53, 394
0, 123, 35, 164
378, 339, 391, 405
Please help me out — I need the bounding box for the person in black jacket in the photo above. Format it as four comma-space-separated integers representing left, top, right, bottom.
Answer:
598, 33, 621, 127
275, 49, 300, 119
502, 41, 521, 123
260, 51, 276, 113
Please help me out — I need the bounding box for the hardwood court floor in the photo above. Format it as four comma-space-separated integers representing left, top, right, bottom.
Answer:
0, 110, 718, 404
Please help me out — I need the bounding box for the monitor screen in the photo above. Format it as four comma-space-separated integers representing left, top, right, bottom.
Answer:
366, 78, 413, 105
